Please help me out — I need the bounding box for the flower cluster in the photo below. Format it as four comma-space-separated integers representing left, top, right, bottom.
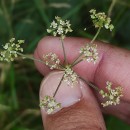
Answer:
40, 95, 61, 114
47, 16, 73, 39
63, 66, 78, 87
100, 81, 123, 107
0, 10, 122, 115
80, 44, 98, 64
90, 9, 114, 31
43, 52, 61, 69
0, 38, 24, 62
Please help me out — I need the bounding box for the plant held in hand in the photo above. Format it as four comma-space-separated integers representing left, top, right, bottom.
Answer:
0, 9, 123, 114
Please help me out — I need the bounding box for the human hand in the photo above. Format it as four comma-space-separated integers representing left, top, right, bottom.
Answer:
34, 36, 130, 130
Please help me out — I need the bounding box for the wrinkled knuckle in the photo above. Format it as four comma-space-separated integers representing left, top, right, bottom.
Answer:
53, 121, 103, 130
46, 112, 104, 130
45, 100, 105, 130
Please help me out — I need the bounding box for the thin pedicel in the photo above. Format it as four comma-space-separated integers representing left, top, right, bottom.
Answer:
0, 9, 123, 114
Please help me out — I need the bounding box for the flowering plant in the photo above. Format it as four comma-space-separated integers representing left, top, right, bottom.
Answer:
0, 9, 123, 114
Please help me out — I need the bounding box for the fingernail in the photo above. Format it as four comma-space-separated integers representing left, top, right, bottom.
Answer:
40, 71, 83, 114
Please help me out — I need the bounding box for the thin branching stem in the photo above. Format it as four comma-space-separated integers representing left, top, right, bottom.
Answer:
61, 38, 67, 64
71, 59, 83, 67
17, 52, 64, 70
71, 53, 83, 67
79, 77, 99, 91
71, 27, 101, 67
53, 74, 64, 97
90, 27, 101, 44
16, 52, 45, 63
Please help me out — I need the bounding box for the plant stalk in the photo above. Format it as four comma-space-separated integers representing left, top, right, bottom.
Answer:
79, 76, 99, 91
53, 74, 64, 97
61, 38, 67, 64
17, 52, 64, 70
71, 53, 83, 67
16, 52, 45, 63
71, 59, 83, 67
90, 27, 101, 44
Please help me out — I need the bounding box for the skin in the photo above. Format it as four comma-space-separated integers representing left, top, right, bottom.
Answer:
34, 36, 130, 129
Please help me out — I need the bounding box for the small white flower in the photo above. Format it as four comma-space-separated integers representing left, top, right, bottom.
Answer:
47, 16, 73, 39
63, 66, 78, 87
3, 43, 9, 49
89, 9, 114, 31
47, 29, 52, 33
80, 43, 98, 64
9, 38, 15, 42
40, 95, 61, 114
57, 26, 63, 34
50, 21, 58, 28
100, 81, 123, 107
0, 38, 24, 62
60, 20, 65, 25
43, 52, 61, 70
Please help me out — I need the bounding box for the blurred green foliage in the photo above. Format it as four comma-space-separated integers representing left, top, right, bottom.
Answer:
0, 0, 130, 129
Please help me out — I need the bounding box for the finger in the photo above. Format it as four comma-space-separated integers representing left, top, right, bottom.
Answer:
40, 71, 106, 130
34, 36, 130, 123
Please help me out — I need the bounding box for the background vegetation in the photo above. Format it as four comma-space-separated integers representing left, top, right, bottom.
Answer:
0, 0, 130, 129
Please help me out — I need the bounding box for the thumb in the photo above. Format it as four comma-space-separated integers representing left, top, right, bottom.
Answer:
39, 71, 106, 130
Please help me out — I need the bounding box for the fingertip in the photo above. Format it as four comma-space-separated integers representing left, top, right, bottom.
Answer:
40, 71, 106, 130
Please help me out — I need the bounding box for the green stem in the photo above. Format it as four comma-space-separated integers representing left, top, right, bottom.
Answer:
61, 38, 67, 64
17, 52, 64, 70
53, 74, 64, 97
79, 77, 99, 91
90, 27, 101, 44
71, 53, 83, 67
16, 52, 45, 63
71, 59, 83, 67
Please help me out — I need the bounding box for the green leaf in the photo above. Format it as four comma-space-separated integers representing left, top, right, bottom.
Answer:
106, 116, 130, 130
